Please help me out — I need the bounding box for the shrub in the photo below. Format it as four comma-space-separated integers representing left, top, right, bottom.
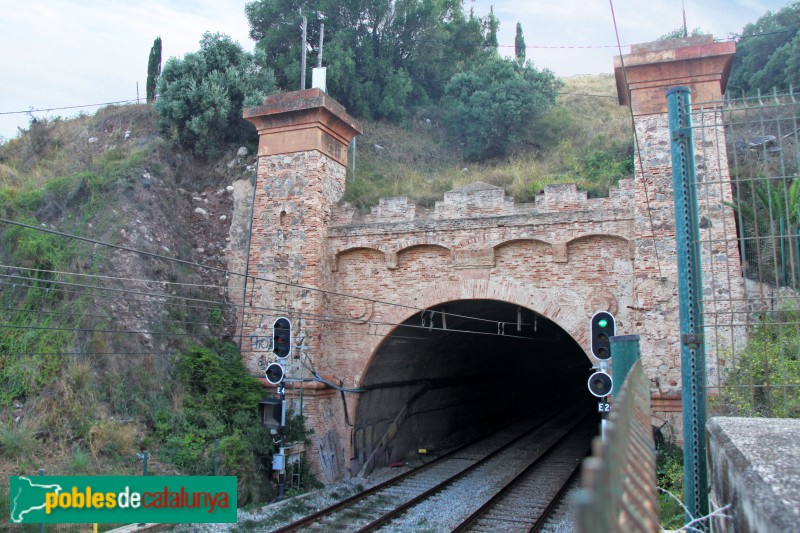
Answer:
656, 438, 685, 529
721, 306, 800, 418
154, 32, 277, 156
443, 56, 561, 160
177, 342, 263, 427
88, 419, 138, 460
0, 420, 38, 459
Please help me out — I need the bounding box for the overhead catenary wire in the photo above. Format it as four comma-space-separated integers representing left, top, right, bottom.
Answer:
1, 272, 539, 342
0, 218, 531, 330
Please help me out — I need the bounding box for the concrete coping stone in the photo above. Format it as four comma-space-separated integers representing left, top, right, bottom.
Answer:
707, 417, 800, 532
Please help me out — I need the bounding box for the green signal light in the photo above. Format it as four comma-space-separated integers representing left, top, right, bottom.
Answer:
598, 319, 608, 328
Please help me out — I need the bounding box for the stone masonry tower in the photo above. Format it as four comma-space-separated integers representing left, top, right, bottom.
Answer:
238, 89, 361, 474
615, 36, 746, 429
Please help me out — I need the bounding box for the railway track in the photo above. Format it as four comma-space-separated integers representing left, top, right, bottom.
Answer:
453, 420, 594, 532
271, 406, 595, 532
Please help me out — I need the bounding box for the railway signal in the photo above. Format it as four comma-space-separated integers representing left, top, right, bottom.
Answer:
587, 371, 613, 398
265, 362, 285, 385
273, 317, 292, 359
590, 311, 615, 360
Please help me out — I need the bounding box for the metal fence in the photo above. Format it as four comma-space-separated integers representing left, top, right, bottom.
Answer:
693, 89, 800, 418
575, 360, 659, 532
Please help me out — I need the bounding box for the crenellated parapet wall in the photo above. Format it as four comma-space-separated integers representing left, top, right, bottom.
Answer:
229, 34, 747, 480
332, 179, 635, 226
328, 180, 635, 274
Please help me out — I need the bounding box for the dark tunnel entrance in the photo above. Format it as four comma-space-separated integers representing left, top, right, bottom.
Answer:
352, 299, 597, 474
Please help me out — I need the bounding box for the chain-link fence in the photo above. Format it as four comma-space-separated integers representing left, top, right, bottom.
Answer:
694, 89, 800, 418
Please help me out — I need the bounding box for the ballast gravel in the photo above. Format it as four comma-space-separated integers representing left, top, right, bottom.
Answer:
168, 456, 580, 532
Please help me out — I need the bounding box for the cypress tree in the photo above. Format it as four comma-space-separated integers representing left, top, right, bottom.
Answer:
146, 36, 162, 103
485, 6, 499, 51
515, 22, 526, 63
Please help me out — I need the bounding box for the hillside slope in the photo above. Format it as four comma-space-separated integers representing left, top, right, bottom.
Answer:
0, 73, 630, 506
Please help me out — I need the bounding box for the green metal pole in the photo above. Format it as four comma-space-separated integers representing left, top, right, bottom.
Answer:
780, 217, 787, 286
214, 439, 220, 476
795, 228, 800, 288
38, 469, 45, 533
667, 86, 710, 525
610, 334, 640, 399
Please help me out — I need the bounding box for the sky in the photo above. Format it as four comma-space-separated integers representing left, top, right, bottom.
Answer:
0, 0, 793, 141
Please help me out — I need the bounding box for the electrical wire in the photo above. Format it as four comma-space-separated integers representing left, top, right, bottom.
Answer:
0, 218, 533, 330
608, 0, 664, 280
1, 264, 229, 291
299, 353, 365, 393
0, 99, 140, 116
1, 25, 796, 118
1, 274, 539, 341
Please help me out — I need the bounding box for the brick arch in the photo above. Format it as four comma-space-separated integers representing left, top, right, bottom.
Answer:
391, 237, 453, 254
352, 278, 592, 389
566, 233, 634, 259
332, 245, 387, 272
332, 244, 389, 257
493, 237, 553, 250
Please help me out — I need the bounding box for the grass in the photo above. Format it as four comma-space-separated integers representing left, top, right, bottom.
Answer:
0, 419, 38, 460
0, 75, 633, 516
348, 74, 632, 210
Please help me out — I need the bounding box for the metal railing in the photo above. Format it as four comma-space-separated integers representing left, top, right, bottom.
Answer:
693, 89, 800, 419
575, 360, 659, 533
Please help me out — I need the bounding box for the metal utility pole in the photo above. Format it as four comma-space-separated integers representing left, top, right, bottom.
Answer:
300, 16, 307, 90
667, 85, 709, 527
318, 23, 325, 68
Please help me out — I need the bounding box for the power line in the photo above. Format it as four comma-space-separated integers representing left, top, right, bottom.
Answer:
0, 218, 528, 329
1, 273, 537, 342
2, 26, 797, 118
0, 99, 140, 116
608, 0, 664, 280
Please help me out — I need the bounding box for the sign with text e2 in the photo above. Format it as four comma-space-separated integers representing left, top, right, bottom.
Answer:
9, 475, 237, 524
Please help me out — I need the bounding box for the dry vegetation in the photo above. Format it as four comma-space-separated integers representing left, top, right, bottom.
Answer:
0, 75, 633, 518
346, 74, 632, 209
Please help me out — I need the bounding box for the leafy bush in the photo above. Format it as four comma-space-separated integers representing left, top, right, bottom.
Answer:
721, 306, 800, 418
443, 56, 561, 160
245, 0, 488, 120
177, 342, 264, 427
656, 438, 685, 529
728, 2, 800, 95
154, 32, 277, 156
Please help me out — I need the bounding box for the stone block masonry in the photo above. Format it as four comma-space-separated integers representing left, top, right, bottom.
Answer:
229, 37, 748, 480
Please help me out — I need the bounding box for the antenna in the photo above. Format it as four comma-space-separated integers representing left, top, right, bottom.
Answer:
300, 16, 307, 90
682, 0, 688, 38
318, 23, 325, 68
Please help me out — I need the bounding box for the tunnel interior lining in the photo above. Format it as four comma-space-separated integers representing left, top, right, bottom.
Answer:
352, 299, 595, 474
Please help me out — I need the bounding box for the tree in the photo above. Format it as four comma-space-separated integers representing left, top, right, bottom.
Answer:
657, 26, 706, 41
443, 56, 561, 160
515, 22, 526, 63
146, 36, 162, 103
484, 5, 499, 52
153, 33, 277, 156
245, 0, 484, 119
728, 2, 800, 95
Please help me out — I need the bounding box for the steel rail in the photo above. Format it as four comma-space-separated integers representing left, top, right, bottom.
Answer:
270, 404, 577, 532
452, 417, 594, 533
356, 412, 590, 533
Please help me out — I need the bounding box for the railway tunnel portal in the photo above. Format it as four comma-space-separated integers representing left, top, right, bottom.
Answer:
352, 298, 592, 474
229, 37, 746, 481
